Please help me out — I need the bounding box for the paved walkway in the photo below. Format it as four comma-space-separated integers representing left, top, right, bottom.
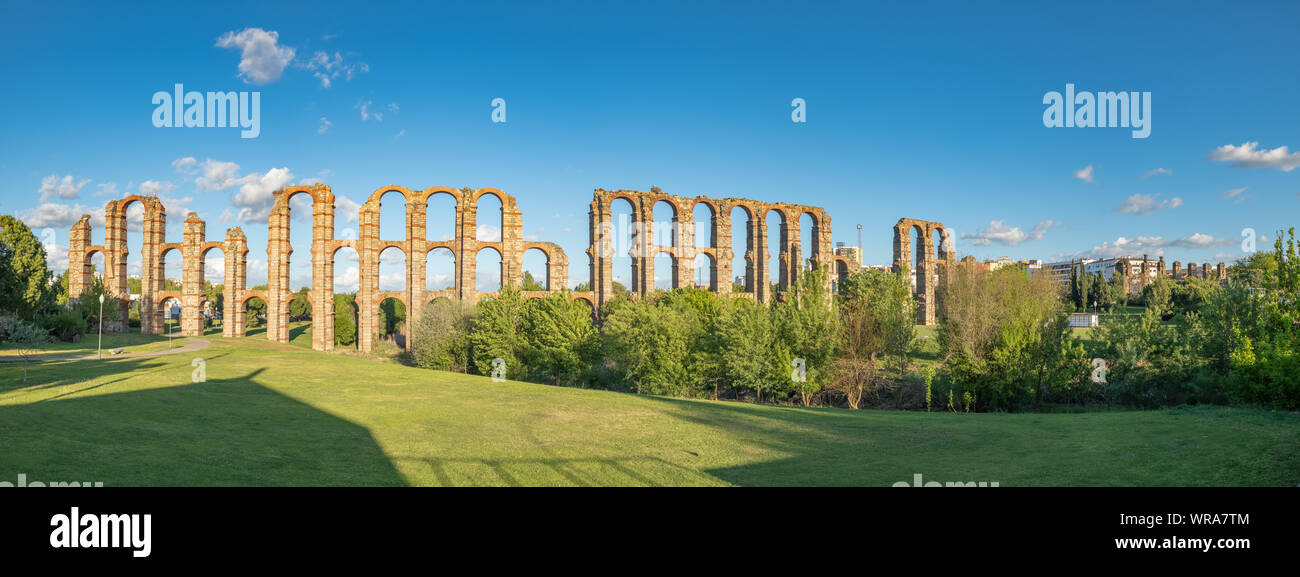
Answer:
0, 337, 211, 363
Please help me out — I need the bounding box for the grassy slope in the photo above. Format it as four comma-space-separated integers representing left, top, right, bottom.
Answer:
0, 336, 1296, 487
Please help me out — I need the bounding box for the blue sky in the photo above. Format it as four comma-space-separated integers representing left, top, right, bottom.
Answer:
2, 1, 1298, 292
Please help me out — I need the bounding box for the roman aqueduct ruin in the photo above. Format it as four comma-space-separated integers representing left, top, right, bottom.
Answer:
66, 185, 856, 352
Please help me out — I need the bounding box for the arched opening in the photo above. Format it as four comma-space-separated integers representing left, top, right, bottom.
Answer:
475, 246, 502, 292
122, 200, 145, 331
654, 251, 675, 290
729, 205, 752, 293
693, 202, 715, 249
425, 191, 458, 243
333, 245, 360, 349
286, 192, 315, 342
522, 248, 549, 290
610, 197, 635, 294
159, 247, 182, 293
201, 246, 226, 334
766, 209, 785, 292
836, 259, 850, 290
911, 224, 927, 297
286, 291, 312, 348
693, 252, 715, 291
379, 246, 407, 291
378, 296, 407, 346
799, 212, 817, 273
159, 296, 182, 336
243, 296, 268, 335
378, 189, 407, 243
652, 200, 677, 251
425, 247, 455, 291
476, 192, 503, 244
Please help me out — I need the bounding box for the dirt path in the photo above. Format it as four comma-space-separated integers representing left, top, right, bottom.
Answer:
0, 338, 211, 363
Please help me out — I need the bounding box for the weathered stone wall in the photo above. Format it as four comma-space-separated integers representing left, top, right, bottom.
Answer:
69, 183, 831, 352
586, 187, 832, 306
891, 218, 954, 325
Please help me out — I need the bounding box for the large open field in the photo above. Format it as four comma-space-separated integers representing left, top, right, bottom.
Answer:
0, 335, 1296, 486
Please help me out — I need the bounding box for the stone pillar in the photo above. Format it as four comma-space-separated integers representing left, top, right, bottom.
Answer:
588, 196, 613, 305
459, 196, 478, 301
68, 216, 91, 301
358, 199, 380, 353
104, 200, 129, 327
753, 210, 769, 303
501, 197, 524, 290
266, 201, 290, 344
1172, 261, 1182, 278
631, 201, 653, 296
140, 199, 166, 334
674, 206, 693, 289
224, 228, 247, 338
813, 210, 833, 294
1157, 256, 1166, 277
180, 213, 205, 337
1217, 262, 1226, 280
780, 212, 799, 292
407, 198, 426, 345
714, 208, 732, 293
312, 190, 335, 351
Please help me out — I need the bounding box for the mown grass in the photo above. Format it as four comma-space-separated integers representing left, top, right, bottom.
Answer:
0, 336, 1296, 486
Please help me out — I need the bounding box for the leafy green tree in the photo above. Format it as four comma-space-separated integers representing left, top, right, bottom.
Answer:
521, 271, 545, 291
771, 266, 835, 405
837, 268, 915, 377
717, 298, 778, 402
0, 215, 54, 319
833, 268, 915, 407
521, 292, 601, 386
469, 286, 528, 378
334, 293, 358, 346
379, 298, 405, 336
0, 315, 50, 383
412, 298, 474, 370
289, 287, 312, 318
602, 297, 691, 395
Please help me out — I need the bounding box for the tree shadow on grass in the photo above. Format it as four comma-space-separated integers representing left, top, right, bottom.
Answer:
0, 357, 405, 486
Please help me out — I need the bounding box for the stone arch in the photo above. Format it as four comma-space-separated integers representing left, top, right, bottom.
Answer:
267, 183, 335, 349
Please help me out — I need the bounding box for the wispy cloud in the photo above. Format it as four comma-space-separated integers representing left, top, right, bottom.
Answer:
1207, 141, 1300, 171
1117, 193, 1182, 215
1073, 165, 1095, 183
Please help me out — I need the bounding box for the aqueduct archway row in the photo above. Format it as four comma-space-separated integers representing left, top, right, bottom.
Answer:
586, 187, 834, 304
67, 184, 836, 353
891, 217, 954, 325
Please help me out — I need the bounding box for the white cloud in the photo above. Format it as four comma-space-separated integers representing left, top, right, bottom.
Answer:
1207, 141, 1300, 171
95, 183, 119, 197
1139, 168, 1172, 178
18, 202, 103, 229
215, 28, 296, 85
1064, 233, 1234, 259
356, 99, 382, 122
232, 167, 295, 224
39, 174, 89, 201
1221, 187, 1247, 199
477, 224, 502, 242
961, 220, 1060, 247
171, 157, 198, 174
1073, 165, 1094, 183
335, 195, 361, 223
195, 158, 243, 191
1117, 193, 1183, 215
300, 51, 368, 88
317, 117, 331, 134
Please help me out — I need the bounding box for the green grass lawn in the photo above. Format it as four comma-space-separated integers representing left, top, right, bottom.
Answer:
0, 336, 1296, 486
0, 331, 189, 358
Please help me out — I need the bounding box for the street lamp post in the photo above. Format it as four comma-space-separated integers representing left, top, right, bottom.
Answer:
97, 293, 104, 360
